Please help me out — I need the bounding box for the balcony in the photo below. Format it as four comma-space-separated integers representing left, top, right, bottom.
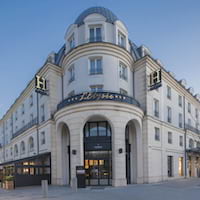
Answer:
12, 118, 37, 139
57, 91, 140, 111
185, 124, 200, 135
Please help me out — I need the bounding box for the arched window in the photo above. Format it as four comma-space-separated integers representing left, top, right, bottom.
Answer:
20, 141, 25, 154
189, 139, 194, 148
28, 137, 34, 152
14, 144, 18, 157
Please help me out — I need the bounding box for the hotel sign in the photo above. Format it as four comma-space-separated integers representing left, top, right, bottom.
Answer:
57, 91, 140, 110
149, 69, 162, 90
35, 75, 48, 95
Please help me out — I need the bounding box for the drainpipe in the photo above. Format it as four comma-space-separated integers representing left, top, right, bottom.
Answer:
183, 95, 187, 178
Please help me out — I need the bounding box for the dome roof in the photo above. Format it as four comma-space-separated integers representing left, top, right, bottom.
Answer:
74, 7, 118, 27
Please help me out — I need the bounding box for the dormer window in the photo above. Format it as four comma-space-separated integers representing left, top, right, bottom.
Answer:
68, 34, 75, 49
89, 26, 102, 42
118, 31, 126, 48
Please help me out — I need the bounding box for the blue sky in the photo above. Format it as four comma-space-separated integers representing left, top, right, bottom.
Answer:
0, 0, 200, 118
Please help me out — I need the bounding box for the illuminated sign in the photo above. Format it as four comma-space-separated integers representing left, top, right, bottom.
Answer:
35, 75, 48, 95
149, 69, 162, 90
57, 92, 140, 110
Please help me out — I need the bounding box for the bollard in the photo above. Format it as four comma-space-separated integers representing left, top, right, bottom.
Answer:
71, 177, 77, 192
41, 180, 48, 198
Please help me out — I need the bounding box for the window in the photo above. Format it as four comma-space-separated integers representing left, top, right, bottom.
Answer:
89, 58, 102, 75
118, 31, 126, 48
84, 121, 111, 137
119, 62, 128, 81
195, 108, 199, 119
167, 86, 171, 99
30, 94, 33, 107
21, 104, 25, 115
188, 102, 191, 113
14, 144, 18, 157
197, 141, 200, 148
188, 118, 191, 126
153, 99, 159, 118
15, 111, 18, 121
167, 106, 172, 123
68, 34, 75, 49
90, 85, 103, 92
10, 147, 13, 156
179, 136, 183, 146
40, 131, 45, 145
196, 122, 199, 130
189, 139, 194, 148
20, 141, 25, 155
178, 95, 182, 107
155, 127, 160, 141
68, 90, 75, 97
179, 113, 183, 128
30, 113, 34, 122
168, 132, 172, 144
120, 88, 128, 95
40, 104, 45, 122
89, 26, 102, 42
22, 120, 25, 127
29, 137, 34, 152
68, 65, 75, 83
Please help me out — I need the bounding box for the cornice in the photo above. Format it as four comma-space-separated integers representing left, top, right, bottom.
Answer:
62, 42, 134, 72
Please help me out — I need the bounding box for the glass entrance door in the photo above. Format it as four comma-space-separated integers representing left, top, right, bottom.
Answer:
84, 151, 111, 186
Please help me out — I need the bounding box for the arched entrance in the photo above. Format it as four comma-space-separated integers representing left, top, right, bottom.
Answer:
83, 116, 112, 186
60, 123, 70, 185
125, 120, 142, 184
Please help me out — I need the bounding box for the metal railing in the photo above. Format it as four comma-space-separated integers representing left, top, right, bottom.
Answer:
185, 124, 200, 135
57, 91, 140, 111
12, 118, 37, 139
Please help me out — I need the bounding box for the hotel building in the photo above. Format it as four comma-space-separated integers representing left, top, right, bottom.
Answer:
0, 7, 200, 187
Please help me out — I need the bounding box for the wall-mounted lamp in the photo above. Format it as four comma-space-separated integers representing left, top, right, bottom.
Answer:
118, 148, 123, 154
72, 149, 77, 155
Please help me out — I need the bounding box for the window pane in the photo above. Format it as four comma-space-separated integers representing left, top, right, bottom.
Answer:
90, 28, 95, 42
90, 123, 98, 136
98, 122, 107, 136
90, 59, 95, 74
96, 59, 102, 74
96, 28, 102, 41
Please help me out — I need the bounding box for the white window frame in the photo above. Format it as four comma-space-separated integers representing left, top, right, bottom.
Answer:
119, 62, 128, 81
89, 57, 103, 75
89, 25, 102, 42
90, 85, 103, 92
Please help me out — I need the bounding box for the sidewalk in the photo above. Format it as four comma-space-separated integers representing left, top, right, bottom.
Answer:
0, 178, 200, 200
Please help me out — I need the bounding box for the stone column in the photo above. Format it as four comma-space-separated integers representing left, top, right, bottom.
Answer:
69, 124, 84, 186
136, 129, 144, 183
112, 122, 127, 187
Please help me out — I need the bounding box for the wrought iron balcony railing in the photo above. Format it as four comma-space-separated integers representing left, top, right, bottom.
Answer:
57, 91, 140, 111
185, 124, 200, 135
12, 118, 37, 139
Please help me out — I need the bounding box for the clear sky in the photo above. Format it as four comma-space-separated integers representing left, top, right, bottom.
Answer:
0, 0, 200, 118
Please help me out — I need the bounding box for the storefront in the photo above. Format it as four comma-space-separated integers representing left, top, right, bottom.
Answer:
186, 148, 200, 178
0, 153, 51, 187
